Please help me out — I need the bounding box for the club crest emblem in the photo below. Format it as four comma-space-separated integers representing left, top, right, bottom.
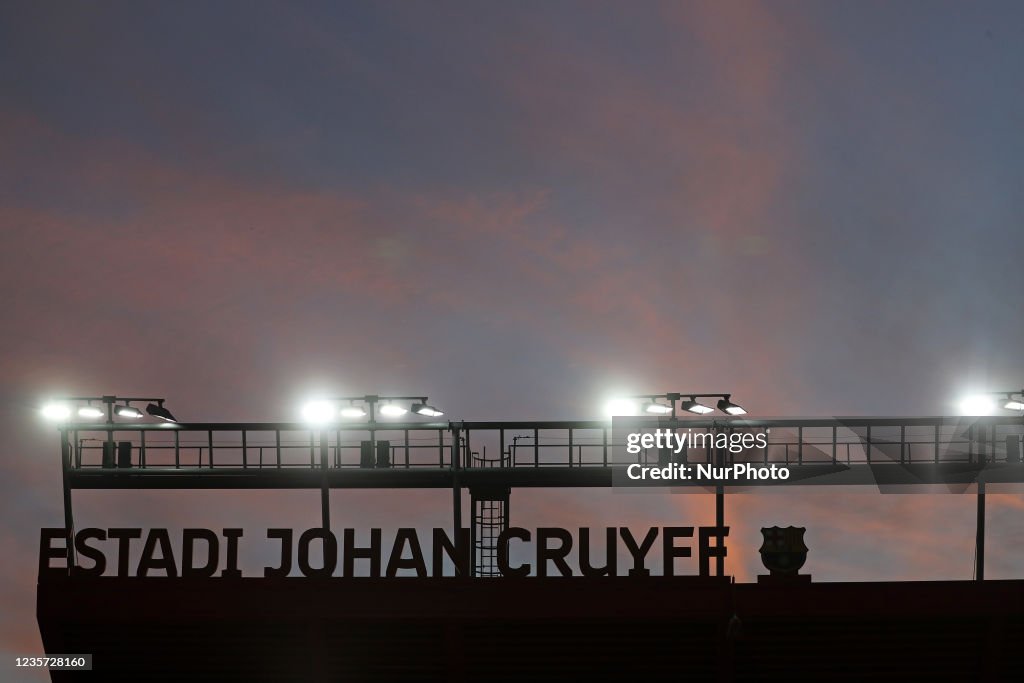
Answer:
759, 526, 808, 575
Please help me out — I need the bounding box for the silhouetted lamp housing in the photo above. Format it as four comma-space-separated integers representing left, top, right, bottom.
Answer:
716, 396, 747, 416
679, 397, 714, 414
146, 402, 178, 422
411, 403, 444, 417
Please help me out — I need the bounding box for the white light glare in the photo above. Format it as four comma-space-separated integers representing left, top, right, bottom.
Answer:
1004, 399, 1024, 412
643, 401, 673, 415
301, 400, 336, 423
41, 402, 71, 421
340, 406, 367, 419
78, 406, 105, 419
379, 403, 408, 417
603, 398, 638, 417
116, 405, 143, 418
959, 395, 995, 416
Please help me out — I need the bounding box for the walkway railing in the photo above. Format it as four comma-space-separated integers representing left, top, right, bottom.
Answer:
59, 416, 1024, 476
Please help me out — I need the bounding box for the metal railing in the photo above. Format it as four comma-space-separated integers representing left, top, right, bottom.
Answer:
59, 416, 1024, 474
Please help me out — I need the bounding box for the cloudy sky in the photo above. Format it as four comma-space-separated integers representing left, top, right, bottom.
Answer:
2, 0, 1023, 664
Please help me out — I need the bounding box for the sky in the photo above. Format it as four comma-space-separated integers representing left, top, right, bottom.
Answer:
2, 0, 1024, 667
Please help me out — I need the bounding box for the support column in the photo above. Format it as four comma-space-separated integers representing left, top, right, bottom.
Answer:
320, 430, 330, 532
975, 424, 987, 582
61, 429, 76, 572
715, 429, 726, 577
716, 485, 725, 577
976, 481, 985, 581
451, 423, 463, 575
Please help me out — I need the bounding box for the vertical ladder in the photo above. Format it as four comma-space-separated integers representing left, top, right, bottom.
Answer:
469, 445, 511, 577
472, 495, 508, 577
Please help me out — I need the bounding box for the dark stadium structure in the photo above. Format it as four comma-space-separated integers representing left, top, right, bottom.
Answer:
38, 415, 1024, 680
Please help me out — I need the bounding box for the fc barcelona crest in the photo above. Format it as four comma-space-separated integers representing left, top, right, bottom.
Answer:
759, 526, 808, 576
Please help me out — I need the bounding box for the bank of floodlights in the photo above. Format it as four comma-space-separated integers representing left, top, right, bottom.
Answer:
41, 395, 178, 424
300, 394, 444, 424
606, 392, 747, 418
959, 389, 1024, 416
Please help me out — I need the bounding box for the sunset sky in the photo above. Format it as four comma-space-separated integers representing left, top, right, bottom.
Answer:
2, 0, 1023, 664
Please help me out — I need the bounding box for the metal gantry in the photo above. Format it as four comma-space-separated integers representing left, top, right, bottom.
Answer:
55, 415, 1024, 578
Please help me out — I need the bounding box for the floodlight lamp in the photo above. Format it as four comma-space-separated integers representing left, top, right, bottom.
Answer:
78, 405, 105, 419
379, 403, 408, 417
116, 405, 144, 418
959, 395, 995, 416
680, 397, 714, 415
412, 403, 444, 417
340, 405, 367, 419
301, 400, 336, 423
717, 397, 747, 415
146, 402, 178, 422
1004, 398, 1024, 412
603, 398, 638, 417
42, 402, 71, 421
643, 401, 673, 415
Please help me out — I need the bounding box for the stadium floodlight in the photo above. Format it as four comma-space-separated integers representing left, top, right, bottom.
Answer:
306, 394, 440, 422
78, 405, 105, 419
1004, 398, 1024, 412
379, 403, 408, 417
43, 395, 174, 423
959, 389, 1024, 415
412, 403, 444, 417
116, 405, 144, 418
146, 402, 178, 422
618, 392, 748, 418
679, 397, 714, 415
603, 398, 638, 417
959, 395, 995, 416
642, 401, 673, 415
717, 396, 747, 416
42, 402, 72, 421
301, 400, 336, 424
340, 405, 368, 419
